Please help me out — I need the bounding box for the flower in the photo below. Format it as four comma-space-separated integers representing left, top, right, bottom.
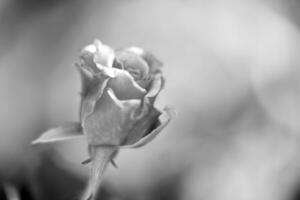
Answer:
32, 40, 173, 200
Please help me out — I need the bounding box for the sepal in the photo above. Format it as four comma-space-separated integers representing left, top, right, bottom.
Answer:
32, 122, 84, 144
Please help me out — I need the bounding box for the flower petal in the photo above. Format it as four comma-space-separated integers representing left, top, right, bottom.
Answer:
119, 107, 175, 148
106, 68, 146, 100
31, 122, 83, 144
77, 65, 111, 120
115, 50, 149, 81
120, 105, 160, 146
145, 73, 164, 104
76, 64, 97, 97
127, 47, 163, 74
83, 89, 141, 146
93, 40, 115, 67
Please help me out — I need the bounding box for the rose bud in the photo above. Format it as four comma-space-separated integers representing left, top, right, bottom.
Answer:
32, 40, 174, 200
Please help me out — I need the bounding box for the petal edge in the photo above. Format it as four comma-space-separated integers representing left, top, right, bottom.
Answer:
119, 107, 175, 149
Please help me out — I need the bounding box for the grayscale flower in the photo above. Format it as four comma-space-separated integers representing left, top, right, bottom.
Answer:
32, 40, 173, 200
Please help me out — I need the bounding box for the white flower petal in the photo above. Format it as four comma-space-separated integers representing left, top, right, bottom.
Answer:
93, 40, 115, 67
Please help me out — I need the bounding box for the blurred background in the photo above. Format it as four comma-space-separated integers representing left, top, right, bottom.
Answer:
1, 0, 300, 199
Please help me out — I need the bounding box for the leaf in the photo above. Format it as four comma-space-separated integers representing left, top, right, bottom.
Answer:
119, 107, 175, 149
32, 122, 84, 144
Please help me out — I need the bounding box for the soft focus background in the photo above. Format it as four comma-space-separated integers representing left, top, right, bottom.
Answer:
1, 0, 300, 199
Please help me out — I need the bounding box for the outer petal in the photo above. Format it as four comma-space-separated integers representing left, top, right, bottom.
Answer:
119, 107, 174, 148
115, 73, 167, 148
32, 122, 83, 144
83, 89, 141, 146
76, 64, 109, 97
77, 65, 111, 120
145, 73, 164, 104
120, 105, 161, 146
129, 73, 164, 124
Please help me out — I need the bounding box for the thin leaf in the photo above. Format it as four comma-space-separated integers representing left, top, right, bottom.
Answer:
32, 122, 84, 144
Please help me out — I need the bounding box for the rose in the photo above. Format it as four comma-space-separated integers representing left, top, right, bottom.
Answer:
32, 40, 172, 147
78, 40, 172, 148
32, 40, 173, 200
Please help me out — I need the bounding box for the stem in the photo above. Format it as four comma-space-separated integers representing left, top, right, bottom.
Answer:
81, 146, 117, 200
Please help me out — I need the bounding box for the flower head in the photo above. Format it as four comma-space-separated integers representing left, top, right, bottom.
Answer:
77, 40, 171, 148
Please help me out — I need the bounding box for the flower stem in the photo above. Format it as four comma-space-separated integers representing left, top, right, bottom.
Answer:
81, 146, 117, 200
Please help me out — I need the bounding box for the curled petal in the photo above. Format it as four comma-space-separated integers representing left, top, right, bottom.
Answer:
93, 40, 115, 67
119, 107, 175, 148
131, 73, 164, 122
115, 50, 149, 81
145, 73, 164, 104
104, 67, 146, 100
120, 105, 160, 146
76, 64, 108, 97
127, 47, 163, 74
80, 40, 115, 74
32, 122, 83, 144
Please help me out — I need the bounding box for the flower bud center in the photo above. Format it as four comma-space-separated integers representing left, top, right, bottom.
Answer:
116, 51, 149, 82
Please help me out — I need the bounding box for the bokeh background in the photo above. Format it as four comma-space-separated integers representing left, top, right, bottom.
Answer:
1, 0, 300, 199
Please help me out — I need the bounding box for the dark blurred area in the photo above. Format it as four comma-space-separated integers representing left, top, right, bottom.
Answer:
1, 0, 300, 199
